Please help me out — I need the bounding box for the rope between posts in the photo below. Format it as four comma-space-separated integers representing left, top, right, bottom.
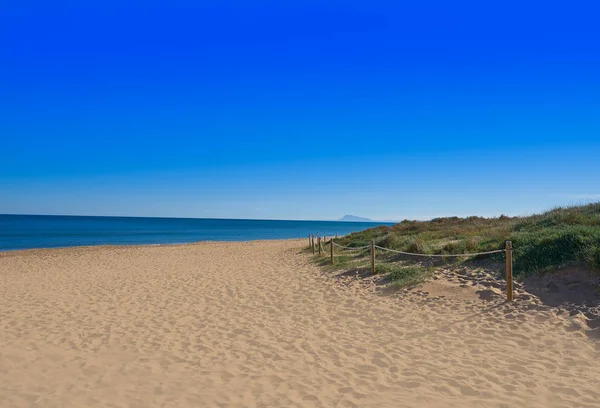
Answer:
313, 234, 515, 302
374, 245, 505, 257
332, 242, 371, 250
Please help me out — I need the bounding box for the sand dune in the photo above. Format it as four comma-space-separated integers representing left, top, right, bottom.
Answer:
1, 240, 598, 407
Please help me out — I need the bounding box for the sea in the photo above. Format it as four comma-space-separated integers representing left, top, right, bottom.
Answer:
0, 214, 393, 251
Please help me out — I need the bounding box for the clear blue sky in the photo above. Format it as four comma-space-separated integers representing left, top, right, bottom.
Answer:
1, 1, 599, 221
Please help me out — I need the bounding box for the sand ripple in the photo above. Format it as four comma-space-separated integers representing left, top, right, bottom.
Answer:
1, 240, 599, 407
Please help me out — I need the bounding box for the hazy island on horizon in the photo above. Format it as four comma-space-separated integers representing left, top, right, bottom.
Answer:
338, 215, 373, 222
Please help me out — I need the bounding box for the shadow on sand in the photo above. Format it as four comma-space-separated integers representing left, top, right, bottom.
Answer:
312, 251, 600, 342
521, 267, 600, 337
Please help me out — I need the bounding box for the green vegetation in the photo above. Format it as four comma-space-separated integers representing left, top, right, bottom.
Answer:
317, 253, 356, 270
332, 203, 600, 279
378, 264, 430, 288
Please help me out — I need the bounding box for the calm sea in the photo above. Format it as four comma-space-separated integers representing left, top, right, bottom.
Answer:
0, 214, 392, 251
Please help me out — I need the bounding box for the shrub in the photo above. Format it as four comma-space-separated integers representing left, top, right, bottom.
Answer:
336, 202, 600, 276
387, 265, 429, 288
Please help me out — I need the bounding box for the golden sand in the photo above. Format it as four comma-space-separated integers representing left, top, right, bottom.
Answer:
1, 239, 598, 407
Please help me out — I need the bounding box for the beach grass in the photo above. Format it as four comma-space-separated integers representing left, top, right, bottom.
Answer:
327, 203, 600, 281
379, 264, 431, 288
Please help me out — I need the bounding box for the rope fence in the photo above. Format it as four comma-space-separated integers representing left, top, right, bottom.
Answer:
374, 245, 505, 257
308, 233, 514, 302
332, 242, 371, 251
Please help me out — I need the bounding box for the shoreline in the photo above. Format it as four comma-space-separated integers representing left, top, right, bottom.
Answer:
0, 214, 361, 253
0, 237, 309, 254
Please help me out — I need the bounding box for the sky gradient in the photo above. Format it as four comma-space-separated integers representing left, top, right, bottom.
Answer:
1, 1, 599, 221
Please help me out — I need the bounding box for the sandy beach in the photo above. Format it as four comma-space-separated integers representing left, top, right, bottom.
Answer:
1, 239, 598, 408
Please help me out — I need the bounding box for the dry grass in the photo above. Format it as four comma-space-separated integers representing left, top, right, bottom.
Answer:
332, 203, 600, 280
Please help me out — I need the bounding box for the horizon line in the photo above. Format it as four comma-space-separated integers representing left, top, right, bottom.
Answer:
0, 213, 397, 224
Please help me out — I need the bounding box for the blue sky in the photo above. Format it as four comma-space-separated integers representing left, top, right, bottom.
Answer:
1, 1, 599, 221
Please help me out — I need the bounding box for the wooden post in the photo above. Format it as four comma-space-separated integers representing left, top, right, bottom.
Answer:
371, 239, 375, 274
318, 236, 321, 255
311, 234, 315, 254
506, 240, 513, 301
330, 238, 334, 264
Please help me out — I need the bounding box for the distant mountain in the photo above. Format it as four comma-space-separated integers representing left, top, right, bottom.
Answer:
339, 215, 373, 222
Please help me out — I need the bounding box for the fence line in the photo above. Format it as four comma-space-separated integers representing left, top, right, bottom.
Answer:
309, 234, 515, 302
332, 242, 371, 250
374, 245, 505, 257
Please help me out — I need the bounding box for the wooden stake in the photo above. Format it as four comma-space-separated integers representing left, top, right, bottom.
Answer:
371, 239, 375, 275
330, 238, 334, 264
318, 236, 321, 255
311, 234, 315, 254
506, 240, 513, 301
